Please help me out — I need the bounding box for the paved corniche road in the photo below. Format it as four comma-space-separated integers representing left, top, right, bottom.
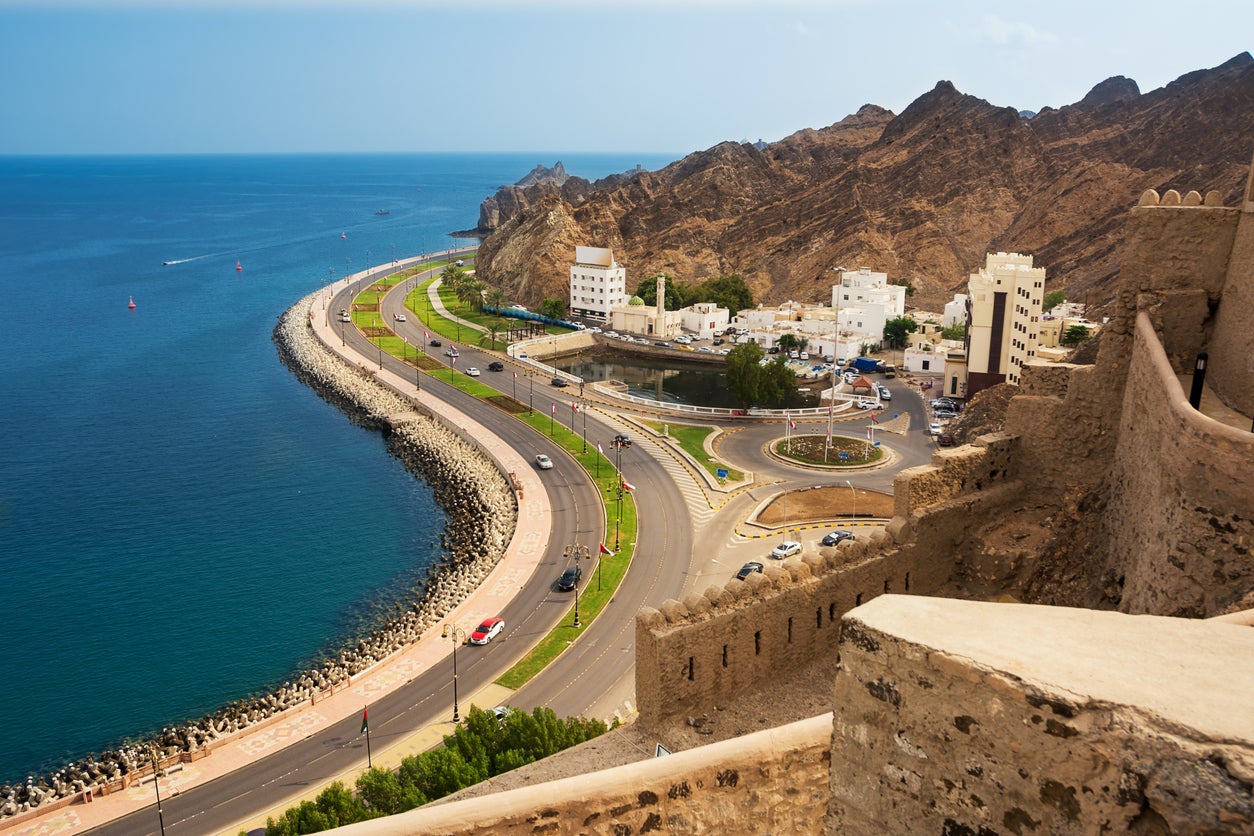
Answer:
87, 259, 692, 836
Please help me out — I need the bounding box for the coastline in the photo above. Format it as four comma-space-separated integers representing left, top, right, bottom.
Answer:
0, 291, 518, 821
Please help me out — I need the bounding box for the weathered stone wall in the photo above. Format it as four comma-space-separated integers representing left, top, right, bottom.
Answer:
1207, 155, 1254, 416
827, 596, 1254, 835
333, 714, 833, 835
1099, 312, 1254, 616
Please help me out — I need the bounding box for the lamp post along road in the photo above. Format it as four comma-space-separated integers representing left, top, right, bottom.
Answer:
441, 623, 466, 722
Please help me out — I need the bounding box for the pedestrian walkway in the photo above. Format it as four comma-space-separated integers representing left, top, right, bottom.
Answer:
427, 277, 487, 336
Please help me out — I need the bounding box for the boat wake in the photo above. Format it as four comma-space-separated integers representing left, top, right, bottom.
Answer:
162, 255, 208, 266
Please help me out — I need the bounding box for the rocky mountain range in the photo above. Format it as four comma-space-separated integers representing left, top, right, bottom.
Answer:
473, 53, 1254, 315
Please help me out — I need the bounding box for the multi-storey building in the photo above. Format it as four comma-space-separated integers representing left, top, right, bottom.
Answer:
569, 246, 628, 322
964, 252, 1045, 398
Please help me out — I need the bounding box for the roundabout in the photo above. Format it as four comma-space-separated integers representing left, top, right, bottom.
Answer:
770, 432, 886, 468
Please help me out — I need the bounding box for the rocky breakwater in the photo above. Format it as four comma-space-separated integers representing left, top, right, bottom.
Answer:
0, 294, 518, 823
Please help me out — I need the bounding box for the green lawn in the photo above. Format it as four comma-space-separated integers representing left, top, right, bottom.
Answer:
642, 420, 744, 482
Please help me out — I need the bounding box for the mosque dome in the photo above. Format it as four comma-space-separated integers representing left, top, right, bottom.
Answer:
628, 296, 645, 306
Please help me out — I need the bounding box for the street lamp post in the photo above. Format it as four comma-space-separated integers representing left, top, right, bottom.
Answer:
149, 747, 167, 836
566, 544, 590, 627
846, 480, 856, 522
441, 623, 466, 722
614, 440, 624, 550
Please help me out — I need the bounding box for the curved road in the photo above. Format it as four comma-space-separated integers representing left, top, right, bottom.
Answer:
89, 260, 692, 836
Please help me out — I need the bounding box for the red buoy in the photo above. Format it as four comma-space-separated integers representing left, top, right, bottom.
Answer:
128, 296, 136, 310
341, 231, 347, 239
236, 260, 243, 272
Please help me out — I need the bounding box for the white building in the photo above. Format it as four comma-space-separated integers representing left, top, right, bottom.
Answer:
569, 246, 628, 322
832, 267, 906, 319
943, 294, 968, 328
679, 302, 730, 339
965, 252, 1045, 398
609, 273, 682, 338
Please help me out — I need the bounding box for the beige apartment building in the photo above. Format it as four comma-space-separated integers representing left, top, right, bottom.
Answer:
964, 252, 1045, 399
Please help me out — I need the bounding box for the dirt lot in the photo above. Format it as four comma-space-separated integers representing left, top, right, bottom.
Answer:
755, 484, 894, 524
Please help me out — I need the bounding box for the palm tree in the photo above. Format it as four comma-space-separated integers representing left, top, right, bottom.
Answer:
486, 288, 506, 312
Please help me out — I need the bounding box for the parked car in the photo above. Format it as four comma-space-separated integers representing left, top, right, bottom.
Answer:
768, 346, 780, 354
938, 432, 955, 447
588, 327, 603, 334
551, 377, 568, 387
712, 338, 725, 346
557, 564, 582, 591
930, 398, 956, 410
510, 303, 528, 311
929, 423, 943, 436
535, 454, 553, 470
736, 561, 765, 581
468, 617, 504, 645
857, 399, 883, 410
655, 341, 671, 347
799, 352, 810, 361
466, 367, 480, 377
613, 433, 632, 448
429, 339, 442, 347
488, 361, 505, 372
821, 530, 856, 547
770, 541, 802, 560
934, 409, 959, 419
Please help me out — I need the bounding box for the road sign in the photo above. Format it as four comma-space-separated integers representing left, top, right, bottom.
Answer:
716, 468, 729, 479
839, 452, 850, 460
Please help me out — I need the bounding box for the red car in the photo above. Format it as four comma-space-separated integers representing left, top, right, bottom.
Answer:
469, 617, 505, 645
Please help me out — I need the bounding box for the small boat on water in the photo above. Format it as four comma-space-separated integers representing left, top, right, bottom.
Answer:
341, 231, 347, 239
375, 209, 390, 216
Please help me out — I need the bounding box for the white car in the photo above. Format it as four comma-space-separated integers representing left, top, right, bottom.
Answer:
929, 423, 943, 436
770, 541, 802, 560
589, 326, 603, 334
857, 399, 883, 409
395, 313, 407, 322
878, 386, 892, 401
535, 454, 554, 470
466, 367, 480, 377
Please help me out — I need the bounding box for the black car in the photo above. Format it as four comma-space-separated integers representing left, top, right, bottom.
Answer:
712, 338, 724, 346
821, 530, 856, 547
551, 377, 568, 388
735, 561, 764, 581
488, 361, 505, 372
557, 565, 582, 591
429, 339, 442, 347
613, 433, 632, 448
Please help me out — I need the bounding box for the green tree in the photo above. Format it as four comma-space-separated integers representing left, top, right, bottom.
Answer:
1062, 324, 1091, 345
486, 287, 506, 311
761, 357, 800, 407
691, 274, 753, 313
537, 298, 566, 320
883, 316, 919, 348
314, 782, 368, 827
725, 341, 767, 408
634, 274, 688, 310
1043, 289, 1066, 312
890, 276, 916, 297
440, 264, 469, 293
940, 323, 966, 341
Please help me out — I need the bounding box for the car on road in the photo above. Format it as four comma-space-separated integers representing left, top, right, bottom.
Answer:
488, 361, 505, 372
770, 541, 802, 560
934, 409, 958, 419
468, 617, 504, 645
857, 399, 884, 410
551, 376, 568, 388
736, 561, 765, 581
535, 454, 553, 470
821, 530, 856, 547
877, 386, 892, 401
938, 432, 955, 447
339, 314, 352, 323
430, 339, 442, 347
929, 422, 943, 436
557, 564, 582, 591
613, 433, 632, 448
655, 341, 671, 347
466, 367, 480, 376
446, 348, 459, 357
395, 313, 407, 322
491, 705, 513, 721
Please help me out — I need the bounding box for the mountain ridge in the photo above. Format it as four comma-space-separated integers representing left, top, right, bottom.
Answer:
474, 53, 1254, 314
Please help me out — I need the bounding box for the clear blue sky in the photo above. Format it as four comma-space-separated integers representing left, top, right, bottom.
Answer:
1, 0, 1250, 156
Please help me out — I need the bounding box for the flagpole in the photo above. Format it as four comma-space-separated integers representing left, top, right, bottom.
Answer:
362, 706, 372, 769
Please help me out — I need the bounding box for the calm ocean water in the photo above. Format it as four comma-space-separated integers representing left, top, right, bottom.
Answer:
0, 151, 676, 782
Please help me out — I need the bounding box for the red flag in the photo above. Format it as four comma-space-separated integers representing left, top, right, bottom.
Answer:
513, 371, 518, 379
599, 543, 615, 556
572, 402, 578, 412
551, 402, 556, 414
789, 419, 796, 430
403, 336, 409, 344
597, 442, 604, 455
424, 330, 429, 340
621, 479, 636, 492
451, 355, 457, 365
870, 410, 878, 423
360, 708, 369, 734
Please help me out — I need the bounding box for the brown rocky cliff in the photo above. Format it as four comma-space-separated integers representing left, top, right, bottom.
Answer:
475, 54, 1254, 314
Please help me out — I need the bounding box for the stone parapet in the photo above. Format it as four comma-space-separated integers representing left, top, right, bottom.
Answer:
828, 595, 1254, 834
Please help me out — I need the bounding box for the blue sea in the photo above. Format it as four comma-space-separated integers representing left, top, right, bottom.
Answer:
0, 151, 676, 783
